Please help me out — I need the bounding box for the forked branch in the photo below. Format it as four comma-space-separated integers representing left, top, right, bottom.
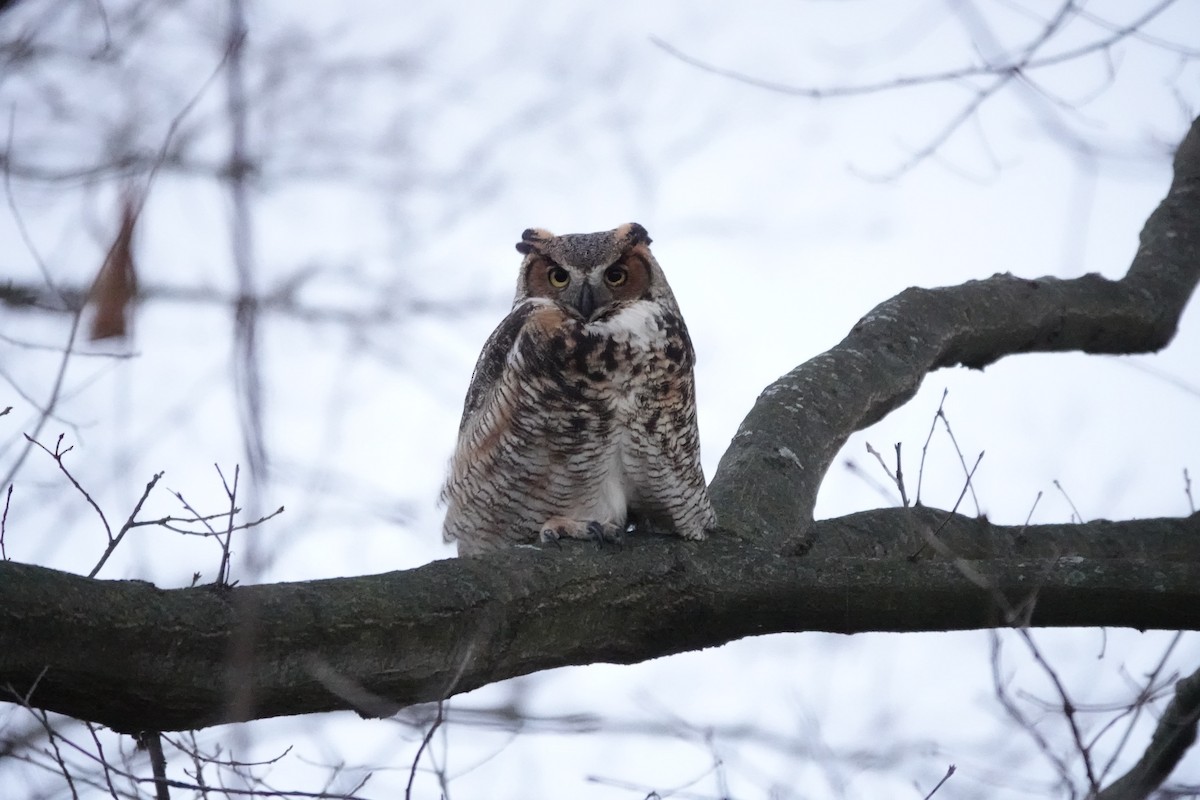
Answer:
708, 115, 1200, 549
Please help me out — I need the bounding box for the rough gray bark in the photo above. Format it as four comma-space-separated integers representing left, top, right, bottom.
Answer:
1, 117, 1199, 795
0, 511, 1198, 733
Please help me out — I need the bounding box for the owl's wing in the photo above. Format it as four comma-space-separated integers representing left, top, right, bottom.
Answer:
444, 299, 553, 548
457, 299, 539, 432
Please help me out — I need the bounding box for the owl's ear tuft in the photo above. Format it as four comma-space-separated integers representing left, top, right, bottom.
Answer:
517, 227, 553, 255
624, 222, 652, 247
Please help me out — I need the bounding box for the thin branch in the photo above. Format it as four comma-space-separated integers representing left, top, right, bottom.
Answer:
842, 457, 902, 506
910, 451, 985, 560
1017, 628, 1101, 793
89, 472, 164, 579
894, 442, 909, 507
1053, 479, 1086, 524
1098, 663, 1200, 800
864, 442, 910, 506
405, 700, 445, 800
1, 482, 11, 560
140, 731, 171, 800
1096, 633, 1183, 786
935, 401, 981, 517
649, 2, 1177, 99
1185, 468, 1195, 514
25, 434, 114, 540
991, 632, 1076, 792
84, 722, 121, 800
35, 708, 81, 800
214, 463, 239, 586
916, 389, 949, 506
923, 764, 956, 799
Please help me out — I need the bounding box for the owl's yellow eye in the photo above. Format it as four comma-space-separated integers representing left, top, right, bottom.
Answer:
548, 266, 570, 288
604, 265, 628, 287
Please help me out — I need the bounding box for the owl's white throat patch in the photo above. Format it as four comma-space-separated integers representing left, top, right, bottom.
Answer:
586, 300, 660, 346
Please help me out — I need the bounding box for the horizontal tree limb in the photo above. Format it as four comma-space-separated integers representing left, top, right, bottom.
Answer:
2, 508, 1197, 733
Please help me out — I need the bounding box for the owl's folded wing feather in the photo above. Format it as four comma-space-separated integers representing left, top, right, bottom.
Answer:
457, 300, 541, 432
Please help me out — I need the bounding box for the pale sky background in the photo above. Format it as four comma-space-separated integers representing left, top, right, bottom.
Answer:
2, 1, 1199, 798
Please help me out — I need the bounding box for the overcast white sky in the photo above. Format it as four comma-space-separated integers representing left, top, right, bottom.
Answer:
3, 1, 1200, 797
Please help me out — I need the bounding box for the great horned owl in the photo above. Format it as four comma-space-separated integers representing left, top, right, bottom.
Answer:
441, 223, 716, 556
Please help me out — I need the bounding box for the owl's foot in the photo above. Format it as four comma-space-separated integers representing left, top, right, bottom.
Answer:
586, 520, 625, 549
539, 516, 624, 550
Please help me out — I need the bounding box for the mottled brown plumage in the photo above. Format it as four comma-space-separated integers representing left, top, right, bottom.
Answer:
442, 223, 715, 555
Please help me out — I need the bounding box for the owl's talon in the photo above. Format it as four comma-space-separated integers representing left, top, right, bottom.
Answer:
539, 527, 563, 548
586, 520, 624, 550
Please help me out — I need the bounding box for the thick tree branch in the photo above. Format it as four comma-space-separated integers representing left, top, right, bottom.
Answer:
709, 115, 1200, 548
1, 509, 1198, 733
1098, 664, 1200, 800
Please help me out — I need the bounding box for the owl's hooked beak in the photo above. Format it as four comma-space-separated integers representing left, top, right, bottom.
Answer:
575, 282, 597, 319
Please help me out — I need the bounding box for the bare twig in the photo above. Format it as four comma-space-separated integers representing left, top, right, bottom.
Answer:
1022, 491, 1044, 529
215, 463, 240, 586
139, 732, 171, 800
1, 482, 11, 559
909, 450, 985, 560
894, 442, 909, 507
406, 639, 477, 799
6, 701, 366, 799
405, 699, 446, 800
1098, 662, 1200, 800
181, 731, 210, 799
991, 633, 1076, 792
649, 3, 1178, 101
141, 507, 283, 537
651, 1, 1179, 176
843, 457, 902, 505
24, 433, 115, 543
169, 463, 281, 587
34, 709, 80, 800
89, 471, 165, 579
864, 442, 910, 506
936, 400, 981, 516
1096, 633, 1183, 786
1185, 468, 1195, 514
915, 389, 945, 505
915, 388, 976, 508
1053, 479, 1085, 523
84, 722, 121, 800
24, 434, 168, 578
923, 764, 956, 799
1016, 628, 1100, 793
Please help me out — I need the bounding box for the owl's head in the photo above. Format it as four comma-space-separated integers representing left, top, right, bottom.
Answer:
513, 223, 675, 320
